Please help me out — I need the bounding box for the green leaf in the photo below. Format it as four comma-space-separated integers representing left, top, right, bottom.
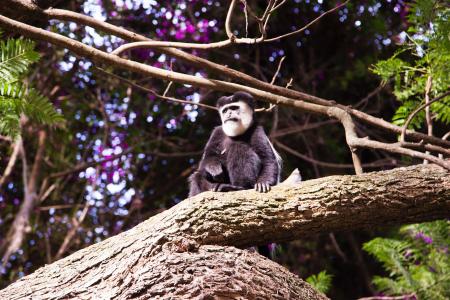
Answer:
371, 58, 408, 83
306, 270, 333, 294
0, 38, 40, 83
23, 88, 64, 125
0, 82, 64, 138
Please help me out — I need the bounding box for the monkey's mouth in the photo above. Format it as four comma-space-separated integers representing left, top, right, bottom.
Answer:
224, 118, 238, 123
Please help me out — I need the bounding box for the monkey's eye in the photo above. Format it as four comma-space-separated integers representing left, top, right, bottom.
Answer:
221, 105, 240, 115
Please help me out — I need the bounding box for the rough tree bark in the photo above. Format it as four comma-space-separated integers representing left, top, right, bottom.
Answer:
0, 164, 448, 299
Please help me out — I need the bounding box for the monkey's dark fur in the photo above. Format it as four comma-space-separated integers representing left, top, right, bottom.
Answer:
189, 92, 280, 197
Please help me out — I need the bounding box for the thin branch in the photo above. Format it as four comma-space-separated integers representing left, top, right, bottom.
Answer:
2, 131, 46, 265
358, 294, 417, 300
354, 81, 387, 110
275, 140, 398, 169
54, 201, 90, 260
49, 146, 134, 178
271, 0, 289, 12
438, 131, 450, 160
326, 107, 364, 174
162, 81, 173, 97
270, 56, 286, 85
400, 141, 450, 157
94, 67, 217, 111
255, 56, 286, 112
425, 76, 433, 137
329, 233, 348, 262
225, 0, 237, 39
39, 204, 75, 211
111, 38, 233, 54
242, 0, 249, 37
109, 0, 342, 53
0, 135, 12, 142
271, 120, 338, 138
0, 140, 21, 189
327, 107, 450, 170
110, 0, 342, 53
264, 0, 350, 42
442, 131, 450, 140
400, 89, 450, 142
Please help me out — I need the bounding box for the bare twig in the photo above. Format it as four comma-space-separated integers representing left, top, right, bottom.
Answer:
358, 294, 417, 300
49, 146, 135, 179
271, 0, 289, 12
255, 56, 286, 112
327, 107, 450, 170
110, 0, 344, 53
0, 140, 21, 189
94, 67, 217, 111
425, 76, 433, 137
439, 131, 450, 160
54, 201, 90, 260
400, 89, 450, 142
163, 81, 173, 97
225, 0, 237, 39
264, 0, 350, 42
275, 140, 397, 169
270, 56, 286, 85
2, 131, 46, 265
39, 204, 75, 211
272, 120, 338, 138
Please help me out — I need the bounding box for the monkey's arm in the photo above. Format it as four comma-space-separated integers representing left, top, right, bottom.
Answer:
189, 127, 227, 197
198, 127, 225, 181
252, 126, 279, 192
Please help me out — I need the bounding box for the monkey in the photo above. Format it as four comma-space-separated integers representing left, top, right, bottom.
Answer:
188, 91, 282, 197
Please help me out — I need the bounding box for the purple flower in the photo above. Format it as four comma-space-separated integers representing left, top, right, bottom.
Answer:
415, 231, 433, 244
175, 30, 185, 40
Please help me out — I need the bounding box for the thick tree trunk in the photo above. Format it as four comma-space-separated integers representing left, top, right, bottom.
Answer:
0, 164, 448, 299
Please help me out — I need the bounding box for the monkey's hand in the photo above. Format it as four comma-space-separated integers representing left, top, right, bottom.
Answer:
255, 182, 271, 193
205, 161, 224, 181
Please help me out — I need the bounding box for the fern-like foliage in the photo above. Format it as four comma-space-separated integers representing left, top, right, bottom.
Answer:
0, 38, 40, 83
363, 220, 450, 300
0, 35, 63, 138
306, 270, 333, 294
371, 1, 450, 129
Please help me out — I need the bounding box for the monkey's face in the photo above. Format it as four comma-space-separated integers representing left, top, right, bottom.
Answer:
219, 101, 253, 137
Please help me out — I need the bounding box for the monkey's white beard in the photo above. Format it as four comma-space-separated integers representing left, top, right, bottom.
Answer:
221, 101, 253, 137
222, 120, 248, 137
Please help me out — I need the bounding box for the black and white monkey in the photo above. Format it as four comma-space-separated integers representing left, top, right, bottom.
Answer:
189, 91, 282, 197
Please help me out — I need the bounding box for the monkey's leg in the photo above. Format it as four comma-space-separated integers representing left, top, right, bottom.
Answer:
188, 171, 218, 197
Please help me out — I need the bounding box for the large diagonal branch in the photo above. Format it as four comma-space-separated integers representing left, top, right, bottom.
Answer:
1, 15, 449, 170
0, 164, 448, 298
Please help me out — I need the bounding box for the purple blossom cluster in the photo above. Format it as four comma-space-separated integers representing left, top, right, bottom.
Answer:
414, 231, 433, 244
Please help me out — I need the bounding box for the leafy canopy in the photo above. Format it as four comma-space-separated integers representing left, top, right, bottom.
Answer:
371, 0, 450, 129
